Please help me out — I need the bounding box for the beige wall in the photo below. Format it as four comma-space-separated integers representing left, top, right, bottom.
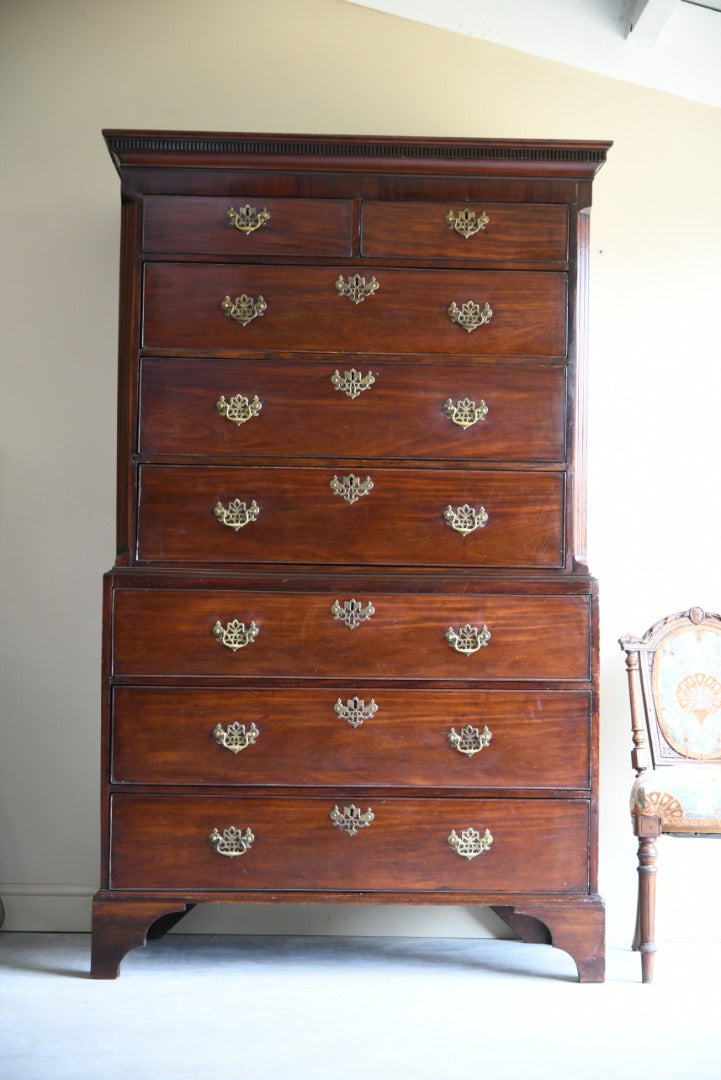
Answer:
2, 0, 720, 945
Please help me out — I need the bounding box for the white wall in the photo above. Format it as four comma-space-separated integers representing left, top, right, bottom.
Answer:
1, 0, 720, 946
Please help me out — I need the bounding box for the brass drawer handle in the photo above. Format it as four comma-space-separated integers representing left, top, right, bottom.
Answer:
213, 721, 260, 754
447, 827, 493, 860
330, 804, 375, 836
221, 293, 267, 326
331, 368, 375, 399
335, 273, 379, 304
447, 300, 493, 333
216, 393, 263, 426
214, 498, 260, 531
443, 503, 489, 536
446, 207, 489, 239
447, 724, 492, 757
331, 598, 375, 629
212, 618, 260, 651
442, 397, 488, 429
445, 623, 491, 656
330, 473, 374, 505
333, 696, 378, 728
209, 825, 255, 858
226, 204, 270, 234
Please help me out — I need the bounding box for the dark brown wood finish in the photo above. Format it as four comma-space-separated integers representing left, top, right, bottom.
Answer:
93, 130, 609, 980
111, 686, 592, 789
142, 265, 567, 356
138, 358, 567, 462
111, 588, 591, 680
109, 795, 590, 893
143, 195, 354, 256
361, 201, 569, 261
136, 465, 565, 568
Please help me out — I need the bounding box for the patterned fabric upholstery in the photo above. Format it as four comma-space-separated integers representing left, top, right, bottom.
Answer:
631, 765, 721, 833
652, 623, 721, 759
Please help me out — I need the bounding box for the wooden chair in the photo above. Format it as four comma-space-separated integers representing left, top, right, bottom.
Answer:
619, 607, 721, 982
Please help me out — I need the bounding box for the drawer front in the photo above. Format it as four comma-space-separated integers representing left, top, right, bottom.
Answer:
143, 195, 353, 256
143, 264, 567, 357
138, 358, 567, 462
137, 465, 565, 569
109, 794, 590, 893
112, 589, 591, 681
111, 687, 591, 789
362, 201, 569, 262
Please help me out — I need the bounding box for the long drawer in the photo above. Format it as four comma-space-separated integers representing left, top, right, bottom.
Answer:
109, 794, 590, 893
138, 357, 567, 462
143, 264, 567, 356
136, 465, 565, 569
143, 195, 354, 256
361, 201, 569, 262
111, 686, 591, 789
111, 588, 591, 681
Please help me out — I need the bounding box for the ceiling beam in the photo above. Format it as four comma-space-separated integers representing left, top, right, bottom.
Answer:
627, 0, 679, 44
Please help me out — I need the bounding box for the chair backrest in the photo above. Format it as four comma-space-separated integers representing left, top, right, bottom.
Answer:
619, 607, 721, 773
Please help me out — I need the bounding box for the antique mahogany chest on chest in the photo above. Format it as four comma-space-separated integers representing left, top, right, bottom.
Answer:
92, 130, 610, 979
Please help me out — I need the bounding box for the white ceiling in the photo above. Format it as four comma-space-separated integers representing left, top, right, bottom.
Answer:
341, 0, 721, 108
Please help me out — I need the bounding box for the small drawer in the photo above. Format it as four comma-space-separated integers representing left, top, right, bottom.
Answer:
111, 686, 592, 789
143, 195, 353, 256
138, 357, 567, 463
362, 201, 569, 262
142, 264, 567, 357
109, 793, 590, 893
111, 587, 592, 681
136, 464, 565, 569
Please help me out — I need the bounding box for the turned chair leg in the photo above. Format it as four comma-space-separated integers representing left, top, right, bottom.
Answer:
632, 886, 642, 952
634, 826, 659, 983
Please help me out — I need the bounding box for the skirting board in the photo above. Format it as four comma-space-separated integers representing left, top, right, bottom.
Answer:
0, 886, 510, 937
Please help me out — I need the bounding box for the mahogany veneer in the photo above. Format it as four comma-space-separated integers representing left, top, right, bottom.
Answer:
109, 795, 590, 893
93, 130, 610, 980
138, 357, 568, 461
110, 687, 591, 789
143, 264, 567, 355
136, 465, 565, 567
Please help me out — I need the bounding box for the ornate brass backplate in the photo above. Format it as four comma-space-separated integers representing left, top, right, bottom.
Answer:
443, 503, 489, 536
212, 618, 260, 651
442, 397, 489, 429
447, 827, 493, 860
447, 724, 492, 757
331, 368, 376, 399
214, 498, 260, 531
216, 393, 263, 426
212, 721, 260, 754
330, 804, 375, 836
226, 204, 270, 234
445, 623, 491, 656
445, 207, 490, 239
447, 300, 493, 333
333, 696, 378, 728
221, 293, 267, 326
334, 274, 379, 304
209, 825, 255, 857
330, 473, 374, 505
331, 598, 375, 629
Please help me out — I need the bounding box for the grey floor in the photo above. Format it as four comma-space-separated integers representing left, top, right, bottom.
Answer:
1, 933, 718, 1079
